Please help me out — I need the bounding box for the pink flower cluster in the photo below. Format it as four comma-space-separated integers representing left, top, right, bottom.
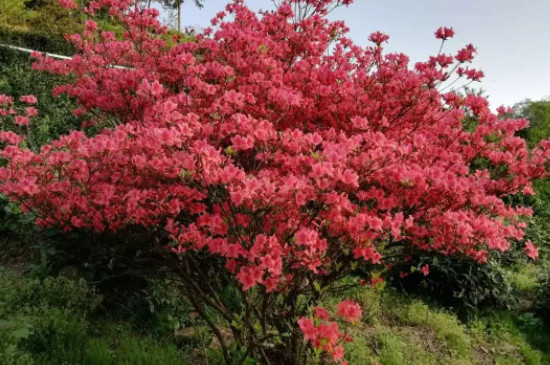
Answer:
336, 299, 362, 323
298, 300, 361, 363
435, 27, 455, 40
0, 96, 39, 134
58, 0, 77, 10
524, 240, 539, 260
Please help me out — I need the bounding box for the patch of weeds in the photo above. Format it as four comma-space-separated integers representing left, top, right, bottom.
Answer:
506, 264, 539, 293
396, 301, 471, 358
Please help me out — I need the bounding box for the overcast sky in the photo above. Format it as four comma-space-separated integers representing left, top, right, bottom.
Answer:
168, 0, 550, 108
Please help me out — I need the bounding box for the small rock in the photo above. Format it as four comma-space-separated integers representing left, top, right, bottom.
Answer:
175, 327, 197, 339
209, 328, 234, 349
58, 265, 84, 280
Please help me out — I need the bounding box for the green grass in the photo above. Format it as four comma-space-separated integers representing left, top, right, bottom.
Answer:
325, 286, 550, 365
2, 265, 550, 365
505, 264, 540, 292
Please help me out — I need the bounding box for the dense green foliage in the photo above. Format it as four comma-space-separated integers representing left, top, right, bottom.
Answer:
538, 273, 550, 325
514, 99, 550, 326
0, 269, 191, 365
388, 254, 514, 317
515, 99, 550, 147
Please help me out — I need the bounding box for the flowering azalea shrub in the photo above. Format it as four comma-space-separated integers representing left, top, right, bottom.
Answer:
1, 0, 549, 363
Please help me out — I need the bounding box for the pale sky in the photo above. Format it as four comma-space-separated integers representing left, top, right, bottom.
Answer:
167, 0, 550, 109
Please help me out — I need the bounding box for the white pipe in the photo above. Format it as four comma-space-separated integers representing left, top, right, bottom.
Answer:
0, 43, 128, 69
0, 43, 73, 60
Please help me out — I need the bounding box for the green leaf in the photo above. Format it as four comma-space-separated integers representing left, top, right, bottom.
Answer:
375, 280, 386, 291
11, 327, 32, 339
313, 281, 321, 293
225, 146, 235, 156
231, 320, 243, 331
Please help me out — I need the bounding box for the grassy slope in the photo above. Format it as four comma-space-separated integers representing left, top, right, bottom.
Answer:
1, 266, 549, 365
320, 269, 550, 365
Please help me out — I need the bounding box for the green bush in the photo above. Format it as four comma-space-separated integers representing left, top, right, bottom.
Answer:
0, 269, 101, 313
0, 195, 36, 265
514, 99, 550, 147
0, 26, 73, 55
0, 269, 188, 365
388, 254, 514, 317
0, 270, 100, 364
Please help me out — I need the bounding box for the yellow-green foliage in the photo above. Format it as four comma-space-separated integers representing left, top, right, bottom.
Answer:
505, 264, 539, 292
0, 0, 28, 29
0, 0, 82, 35
399, 301, 471, 357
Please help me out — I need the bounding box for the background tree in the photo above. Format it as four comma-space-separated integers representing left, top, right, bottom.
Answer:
513, 98, 550, 266
514, 98, 550, 147
161, 0, 204, 32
